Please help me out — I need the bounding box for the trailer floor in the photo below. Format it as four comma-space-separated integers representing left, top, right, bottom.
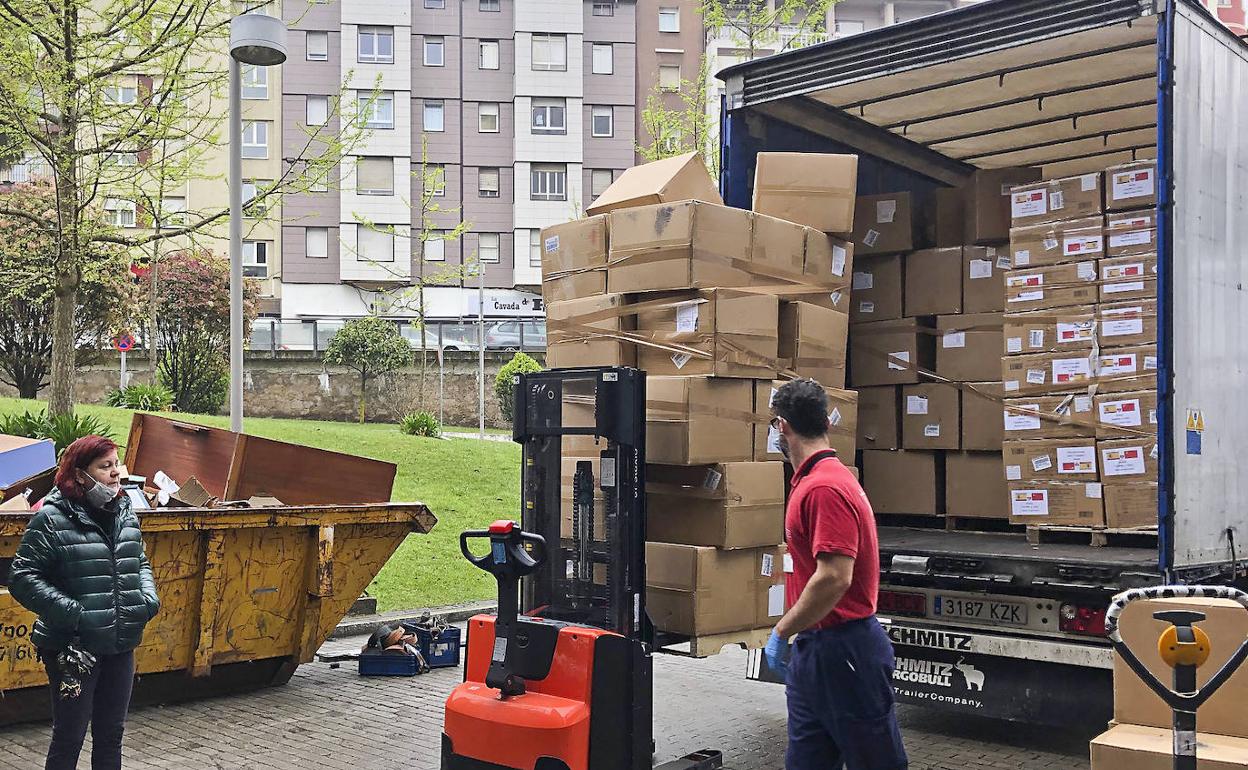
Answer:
0, 636, 1097, 770
881, 526, 1158, 567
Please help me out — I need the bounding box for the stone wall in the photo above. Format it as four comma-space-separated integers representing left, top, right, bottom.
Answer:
1, 351, 543, 428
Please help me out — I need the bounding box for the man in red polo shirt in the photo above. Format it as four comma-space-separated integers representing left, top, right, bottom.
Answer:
764, 379, 907, 770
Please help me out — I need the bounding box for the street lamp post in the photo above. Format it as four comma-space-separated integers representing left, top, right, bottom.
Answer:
228, 14, 287, 434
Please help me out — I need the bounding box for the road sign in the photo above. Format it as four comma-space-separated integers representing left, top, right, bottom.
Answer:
113, 333, 135, 352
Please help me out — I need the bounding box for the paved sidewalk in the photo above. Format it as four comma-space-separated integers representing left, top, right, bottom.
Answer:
0, 638, 1095, 770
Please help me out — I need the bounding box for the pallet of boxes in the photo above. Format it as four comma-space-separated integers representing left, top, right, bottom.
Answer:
1001, 159, 1160, 543
540, 151, 859, 654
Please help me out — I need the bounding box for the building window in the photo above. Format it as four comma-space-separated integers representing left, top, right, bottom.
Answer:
357, 157, 394, 195
591, 169, 613, 197
104, 198, 136, 228
833, 20, 865, 37
532, 34, 567, 71
158, 197, 186, 228
306, 95, 329, 126
242, 120, 269, 158
530, 164, 567, 201
358, 26, 394, 64
306, 31, 329, 61
591, 106, 613, 137
423, 233, 446, 261
479, 167, 500, 197
306, 227, 329, 259
105, 150, 138, 167
243, 240, 270, 277
529, 229, 542, 267
480, 0, 499, 10
659, 64, 681, 91
358, 227, 394, 263
659, 7, 680, 32
479, 233, 500, 263
425, 0, 445, 7
479, 40, 499, 70
426, 163, 446, 197
103, 85, 137, 105
478, 102, 500, 132
310, 173, 329, 193
591, 43, 613, 75
424, 36, 444, 66
592, 2, 614, 16
531, 98, 566, 134
424, 100, 445, 131
242, 179, 272, 217
358, 91, 395, 128
241, 65, 268, 99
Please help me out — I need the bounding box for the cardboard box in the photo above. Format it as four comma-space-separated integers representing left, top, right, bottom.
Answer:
936, 312, 1003, 382
1003, 351, 1095, 396
849, 318, 936, 387
862, 450, 942, 515
1095, 390, 1158, 439
1099, 300, 1158, 347
966, 167, 1043, 244
1103, 482, 1157, 528
1112, 596, 1248, 738
852, 192, 919, 256
1099, 254, 1157, 303
560, 456, 607, 541
1106, 210, 1157, 257
1003, 306, 1097, 354
751, 152, 858, 233
0, 435, 56, 488
1095, 344, 1157, 394
587, 151, 722, 216
608, 201, 753, 293
963, 246, 1009, 313
962, 382, 1005, 450
635, 289, 779, 379
754, 381, 858, 462
945, 452, 1008, 519
901, 383, 960, 450
931, 187, 966, 248
1091, 724, 1248, 770
1009, 173, 1104, 227
545, 293, 637, 369
779, 301, 849, 388
1106, 159, 1158, 213
856, 386, 901, 451
540, 216, 608, 303
1009, 216, 1105, 268
850, 254, 904, 322
645, 543, 778, 635
646, 462, 784, 549
1098, 437, 1158, 481
1003, 395, 1096, 440
646, 376, 754, 465
905, 247, 963, 316
1003, 438, 1098, 482
750, 212, 808, 287
1007, 481, 1105, 526
1005, 261, 1099, 311
804, 230, 854, 296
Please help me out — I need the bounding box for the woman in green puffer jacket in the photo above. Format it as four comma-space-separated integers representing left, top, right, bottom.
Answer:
9, 434, 160, 770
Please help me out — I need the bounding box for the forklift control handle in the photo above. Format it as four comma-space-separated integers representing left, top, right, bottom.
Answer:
460, 525, 547, 579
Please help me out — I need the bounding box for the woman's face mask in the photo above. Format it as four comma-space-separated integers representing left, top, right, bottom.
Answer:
81, 475, 119, 508
79, 449, 122, 507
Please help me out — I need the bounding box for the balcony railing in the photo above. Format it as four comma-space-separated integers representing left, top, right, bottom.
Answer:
247, 317, 547, 356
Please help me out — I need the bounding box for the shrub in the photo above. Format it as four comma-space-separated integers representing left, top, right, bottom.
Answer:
399, 411, 441, 438
106, 383, 175, 412
0, 409, 50, 440
160, 358, 228, 415
0, 408, 114, 456
494, 352, 543, 422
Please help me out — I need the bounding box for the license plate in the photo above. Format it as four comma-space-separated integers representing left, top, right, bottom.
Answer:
933, 595, 1028, 626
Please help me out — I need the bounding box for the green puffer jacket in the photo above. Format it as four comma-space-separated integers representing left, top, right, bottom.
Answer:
8, 488, 160, 656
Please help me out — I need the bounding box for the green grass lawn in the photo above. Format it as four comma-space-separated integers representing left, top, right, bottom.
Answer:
0, 397, 519, 611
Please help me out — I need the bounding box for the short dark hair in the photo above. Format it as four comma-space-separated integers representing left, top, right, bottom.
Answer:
771, 379, 828, 440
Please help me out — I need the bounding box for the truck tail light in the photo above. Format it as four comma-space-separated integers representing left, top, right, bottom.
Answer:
878, 590, 926, 617
1059, 603, 1107, 637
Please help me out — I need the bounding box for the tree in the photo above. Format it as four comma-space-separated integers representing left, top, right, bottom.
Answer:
639, 56, 720, 176
141, 249, 257, 414
0, 0, 371, 416
494, 352, 543, 422
324, 315, 413, 424
0, 181, 129, 398
700, 0, 835, 61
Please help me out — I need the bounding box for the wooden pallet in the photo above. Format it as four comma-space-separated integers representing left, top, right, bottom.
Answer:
874, 513, 1022, 535
1026, 525, 1159, 548
653, 626, 772, 658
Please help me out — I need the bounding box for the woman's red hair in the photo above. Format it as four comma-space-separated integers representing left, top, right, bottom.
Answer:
55, 435, 120, 502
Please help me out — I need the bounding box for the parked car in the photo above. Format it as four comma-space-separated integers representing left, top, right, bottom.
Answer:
483, 320, 546, 351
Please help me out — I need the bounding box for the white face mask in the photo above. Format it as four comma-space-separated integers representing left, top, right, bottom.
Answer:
82, 476, 118, 508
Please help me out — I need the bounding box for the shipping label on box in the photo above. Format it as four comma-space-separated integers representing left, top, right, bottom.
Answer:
1099, 254, 1157, 302
1007, 481, 1105, 526
852, 193, 917, 255
1004, 438, 1098, 481
1099, 301, 1158, 347
1106, 160, 1158, 212
1095, 390, 1158, 439
636, 290, 779, 379
850, 253, 904, 322
901, 384, 959, 450
1009, 217, 1103, 268
1005, 262, 1098, 310
1095, 344, 1157, 393
1106, 211, 1156, 257
1004, 395, 1095, 439
1099, 438, 1158, 480
1010, 175, 1104, 228
1003, 351, 1095, 396
1003, 307, 1096, 354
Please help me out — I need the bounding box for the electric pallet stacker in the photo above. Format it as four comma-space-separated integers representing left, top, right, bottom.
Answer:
441, 367, 723, 770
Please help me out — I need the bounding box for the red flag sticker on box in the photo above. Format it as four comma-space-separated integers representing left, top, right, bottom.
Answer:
1011, 489, 1049, 516
1102, 445, 1147, 476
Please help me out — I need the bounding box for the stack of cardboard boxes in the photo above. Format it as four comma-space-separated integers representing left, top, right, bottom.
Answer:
541, 151, 860, 641
1000, 160, 1159, 530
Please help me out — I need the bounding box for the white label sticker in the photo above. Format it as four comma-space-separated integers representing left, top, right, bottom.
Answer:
830, 291, 844, 307
1006, 337, 1023, 354
1086, 482, 1103, 499
1113, 168, 1155, 201
768, 387, 778, 407
1098, 353, 1138, 377
1006, 465, 1023, 481
544, 235, 560, 253
888, 351, 911, 371
1066, 236, 1105, 259
1149, 409, 1158, 425
703, 468, 724, 490
1150, 443, 1159, 459
969, 259, 994, 280
1144, 355, 1157, 370
1057, 321, 1095, 344
1029, 330, 1045, 349
492, 636, 508, 662
859, 301, 876, 314
1102, 445, 1147, 477
1013, 190, 1047, 218
852, 271, 874, 290
676, 304, 699, 333
942, 331, 966, 349
1110, 229, 1153, 249
906, 395, 929, 415
1049, 190, 1065, 210
1032, 454, 1053, 472
1004, 380, 1020, 392
924, 424, 941, 438
863, 229, 881, 247
1004, 406, 1042, 432
1102, 318, 1145, 337
671, 352, 692, 369
600, 456, 617, 488
829, 407, 843, 427
1011, 488, 1049, 516
1099, 398, 1143, 428
997, 254, 1013, 269
1026, 369, 1046, 385
876, 199, 897, 224
767, 425, 782, 455
1056, 446, 1097, 474
1074, 395, 1093, 412
768, 584, 786, 617
831, 245, 847, 277
1077, 261, 1097, 280
1014, 250, 1031, 266
1106, 281, 1147, 295
1043, 237, 1060, 251
783, 553, 794, 573
1081, 173, 1098, 192
1053, 357, 1093, 385
761, 553, 775, 577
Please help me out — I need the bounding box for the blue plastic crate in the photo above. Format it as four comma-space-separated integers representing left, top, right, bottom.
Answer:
358, 650, 420, 677
403, 624, 461, 669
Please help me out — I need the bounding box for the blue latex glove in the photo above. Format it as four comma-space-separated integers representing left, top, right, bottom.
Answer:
764, 629, 790, 681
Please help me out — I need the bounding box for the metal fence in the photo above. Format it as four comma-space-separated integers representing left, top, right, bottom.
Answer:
247, 317, 547, 355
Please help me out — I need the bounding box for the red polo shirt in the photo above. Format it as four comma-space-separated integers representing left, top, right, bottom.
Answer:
784, 450, 879, 629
